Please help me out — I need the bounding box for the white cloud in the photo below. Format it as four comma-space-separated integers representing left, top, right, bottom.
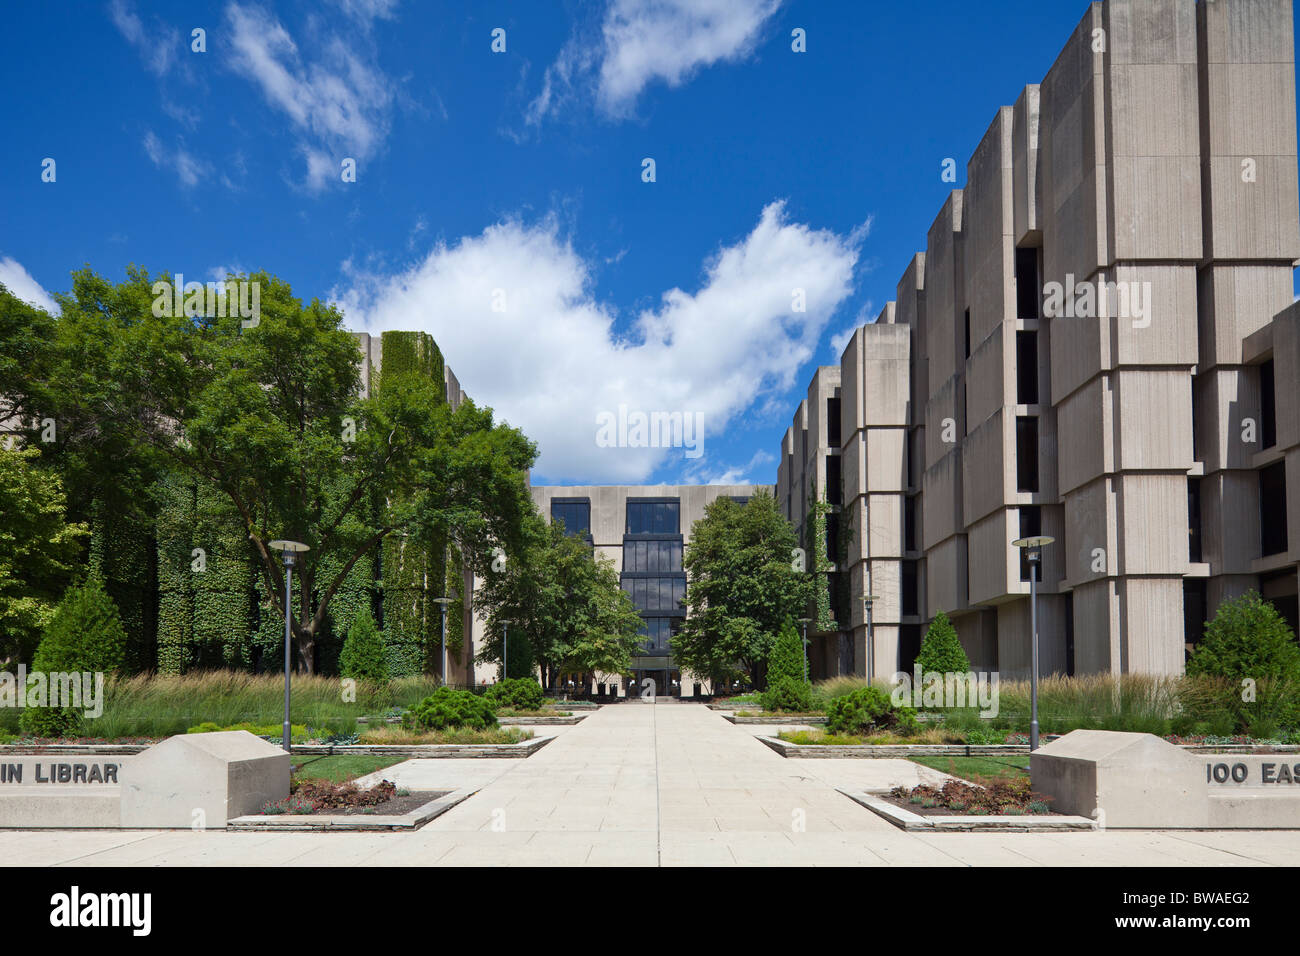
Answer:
109, 0, 180, 77
829, 299, 874, 358
332, 0, 399, 24
225, 2, 394, 192
0, 257, 59, 314
143, 130, 209, 187
333, 201, 860, 484
529, 0, 782, 123
687, 448, 777, 486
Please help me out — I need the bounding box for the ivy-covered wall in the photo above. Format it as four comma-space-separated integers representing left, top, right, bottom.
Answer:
155, 474, 255, 674
83, 330, 454, 677
377, 330, 448, 677
86, 500, 156, 673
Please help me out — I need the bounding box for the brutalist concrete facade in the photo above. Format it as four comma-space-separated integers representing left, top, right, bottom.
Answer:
778, 0, 1300, 679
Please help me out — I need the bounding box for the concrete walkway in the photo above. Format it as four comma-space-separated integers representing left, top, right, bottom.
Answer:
3, 702, 1300, 866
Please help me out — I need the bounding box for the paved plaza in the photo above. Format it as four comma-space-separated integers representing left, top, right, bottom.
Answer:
3, 702, 1300, 867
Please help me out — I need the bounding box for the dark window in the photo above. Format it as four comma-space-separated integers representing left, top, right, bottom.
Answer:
1018, 506, 1042, 582
621, 576, 685, 614
906, 435, 914, 489
1064, 593, 1075, 676
904, 495, 917, 552
551, 499, 590, 537
826, 455, 842, 506
902, 561, 918, 617
826, 397, 841, 448
900, 624, 922, 672
1188, 477, 1202, 563
1015, 247, 1040, 319
626, 500, 680, 535
1183, 579, 1207, 659
729, 496, 750, 507
1016, 416, 1040, 493
1261, 359, 1277, 449
636, 617, 678, 654
624, 539, 683, 573
826, 514, 839, 562
1260, 462, 1288, 556
1016, 330, 1039, 404
964, 308, 971, 359
1260, 569, 1299, 640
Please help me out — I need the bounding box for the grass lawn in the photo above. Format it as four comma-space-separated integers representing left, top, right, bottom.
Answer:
291, 754, 406, 784
908, 754, 1031, 784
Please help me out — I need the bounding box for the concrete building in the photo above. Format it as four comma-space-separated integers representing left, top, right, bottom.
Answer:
778, 0, 1300, 680
530, 484, 768, 695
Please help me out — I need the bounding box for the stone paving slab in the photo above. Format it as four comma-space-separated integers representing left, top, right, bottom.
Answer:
3, 701, 1300, 866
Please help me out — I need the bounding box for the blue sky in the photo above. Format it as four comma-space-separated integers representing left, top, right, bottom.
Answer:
3, 1, 1295, 487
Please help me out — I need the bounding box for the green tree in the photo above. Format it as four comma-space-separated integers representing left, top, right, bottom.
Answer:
338, 607, 389, 683
476, 513, 643, 690
915, 610, 970, 674
19, 575, 127, 737
761, 618, 812, 711
672, 492, 811, 688
1188, 591, 1300, 681
0, 445, 89, 664
767, 617, 806, 686
53, 268, 536, 672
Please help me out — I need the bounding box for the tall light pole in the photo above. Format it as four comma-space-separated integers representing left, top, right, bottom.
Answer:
269, 540, 309, 753
863, 593, 878, 684
502, 620, 508, 682
432, 596, 453, 686
1012, 535, 1055, 751
797, 617, 812, 684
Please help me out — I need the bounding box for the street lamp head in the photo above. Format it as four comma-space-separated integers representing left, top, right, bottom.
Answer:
268, 539, 309, 567
1012, 535, 1055, 549
430, 597, 454, 605
863, 593, 879, 605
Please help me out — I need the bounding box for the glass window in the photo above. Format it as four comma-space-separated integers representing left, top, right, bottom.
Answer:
550, 499, 590, 537
626, 500, 679, 535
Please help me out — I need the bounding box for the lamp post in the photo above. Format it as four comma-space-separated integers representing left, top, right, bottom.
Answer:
1012, 535, 1055, 751
269, 540, 309, 753
797, 617, 812, 684
431, 597, 453, 686
863, 594, 878, 684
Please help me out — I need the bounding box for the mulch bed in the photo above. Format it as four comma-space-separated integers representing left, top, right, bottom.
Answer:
263, 779, 448, 816
887, 778, 1061, 817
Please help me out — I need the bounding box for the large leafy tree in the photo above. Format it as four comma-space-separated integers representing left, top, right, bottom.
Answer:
0, 446, 89, 664
476, 513, 643, 690
0, 284, 57, 434
672, 492, 811, 688
52, 268, 536, 672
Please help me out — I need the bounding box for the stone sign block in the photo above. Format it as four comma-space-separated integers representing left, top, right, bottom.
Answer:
119, 731, 289, 829
1032, 729, 1300, 828
0, 757, 125, 828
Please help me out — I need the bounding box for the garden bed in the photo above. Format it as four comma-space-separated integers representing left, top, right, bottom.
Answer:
839, 789, 1094, 832
231, 786, 476, 831
724, 713, 826, 725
